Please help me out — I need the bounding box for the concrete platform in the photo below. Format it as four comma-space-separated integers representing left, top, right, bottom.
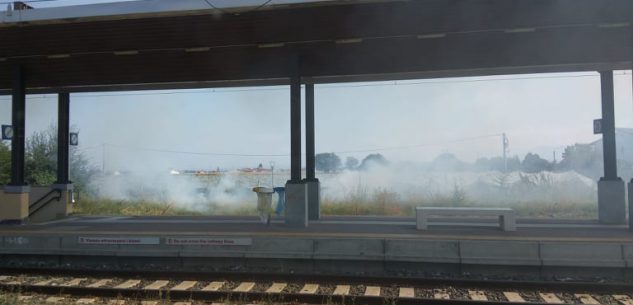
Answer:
0, 216, 632, 280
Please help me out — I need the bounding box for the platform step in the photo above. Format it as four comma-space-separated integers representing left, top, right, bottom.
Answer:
364, 286, 381, 296
540, 293, 563, 304
115, 279, 141, 289
234, 282, 255, 292
469, 290, 488, 301
575, 294, 600, 305
87, 279, 111, 288
614, 295, 633, 305
333, 285, 350, 296
171, 281, 196, 291
300, 283, 319, 294
266, 283, 287, 293
144, 280, 169, 290
504, 292, 526, 303
399, 287, 415, 298
202, 281, 224, 291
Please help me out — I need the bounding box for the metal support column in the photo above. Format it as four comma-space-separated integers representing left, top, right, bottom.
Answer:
305, 83, 315, 181
56, 93, 70, 184
304, 82, 320, 220
10, 65, 26, 186
597, 70, 626, 224
600, 71, 618, 180
289, 74, 302, 183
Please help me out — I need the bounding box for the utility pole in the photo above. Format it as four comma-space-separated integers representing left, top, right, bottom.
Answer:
502, 133, 509, 172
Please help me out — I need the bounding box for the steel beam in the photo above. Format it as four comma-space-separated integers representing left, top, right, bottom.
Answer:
305, 83, 315, 181
56, 92, 70, 184
289, 73, 302, 183
600, 71, 618, 180
9, 65, 26, 186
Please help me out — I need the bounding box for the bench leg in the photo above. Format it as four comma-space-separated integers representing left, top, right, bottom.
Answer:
499, 214, 516, 231
416, 214, 428, 230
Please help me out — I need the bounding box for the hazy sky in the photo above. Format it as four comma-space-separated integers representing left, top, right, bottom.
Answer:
1, 72, 632, 172
1, 1, 632, 172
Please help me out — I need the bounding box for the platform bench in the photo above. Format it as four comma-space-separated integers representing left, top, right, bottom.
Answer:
415, 207, 516, 231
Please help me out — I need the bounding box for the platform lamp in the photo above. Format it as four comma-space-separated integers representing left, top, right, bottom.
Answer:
1, 125, 13, 140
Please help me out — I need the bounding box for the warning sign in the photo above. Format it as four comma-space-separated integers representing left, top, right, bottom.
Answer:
78, 237, 159, 245
166, 237, 252, 246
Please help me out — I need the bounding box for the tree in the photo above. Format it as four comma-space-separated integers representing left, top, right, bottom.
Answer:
1, 125, 96, 194
0, 141, 10, 185
345, 156, 359, 170
359, 153, 388, 170
521, 153, 552, 173
558, 143, 602, 179
315, 153, 341, 173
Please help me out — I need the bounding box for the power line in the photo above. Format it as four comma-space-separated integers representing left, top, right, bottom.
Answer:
80, 134, 502, 158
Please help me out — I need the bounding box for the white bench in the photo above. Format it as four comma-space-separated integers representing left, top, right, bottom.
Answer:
415, 207, 516, 231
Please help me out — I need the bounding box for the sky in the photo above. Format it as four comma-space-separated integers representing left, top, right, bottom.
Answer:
1, 1, 632, 172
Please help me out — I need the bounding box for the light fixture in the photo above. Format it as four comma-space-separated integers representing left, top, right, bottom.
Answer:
258, 43, 285, 48
417, 33, 446, 39
47, 54, 71, 59
598, 22, 630, 29
503, 28, 536, 33
184, 47, 211, 52
335, 38, 363, 44
114, 50, 139, 56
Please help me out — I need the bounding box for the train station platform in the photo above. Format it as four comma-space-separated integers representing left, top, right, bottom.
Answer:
0, 216, 632, 280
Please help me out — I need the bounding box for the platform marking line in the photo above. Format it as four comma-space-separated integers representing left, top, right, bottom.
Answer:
114, 279, 141, 289
34, 279, 56, 286
575, 294, 600, 305
76, 298, 97, 304
333, 285, 350, 296
45, 296, 65, 303
364, 286, 381, 297
399, 287, 415, 298
469, 290, 488, 301
143, 280, 170, 290
87, 279, 112, 288
504, 292, 526, 303
17, 295, 33, 301
540, 293, 564, 304
299, 283, 319, 294
60, 278, 87, 287
202, 281, 225, 291
266, 283, 287, 293
234, 282, 256, 292
614, 295, 633, 305
434, 290, 450, 300
171, 281, 197, 291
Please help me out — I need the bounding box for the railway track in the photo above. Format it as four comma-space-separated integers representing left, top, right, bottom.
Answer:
0, 271, 631, 305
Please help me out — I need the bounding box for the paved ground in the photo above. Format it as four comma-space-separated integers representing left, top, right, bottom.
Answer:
0, 215, 631, 242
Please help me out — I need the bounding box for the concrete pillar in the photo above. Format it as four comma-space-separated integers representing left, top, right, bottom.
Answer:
304, 82, 320, 220
285, 72, 308, 227
1, 65, 29, 223
597, 71, 626, 224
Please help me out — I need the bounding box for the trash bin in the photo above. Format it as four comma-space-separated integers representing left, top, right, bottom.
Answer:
273, 187, 285, 216
252, 187, 274, 224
